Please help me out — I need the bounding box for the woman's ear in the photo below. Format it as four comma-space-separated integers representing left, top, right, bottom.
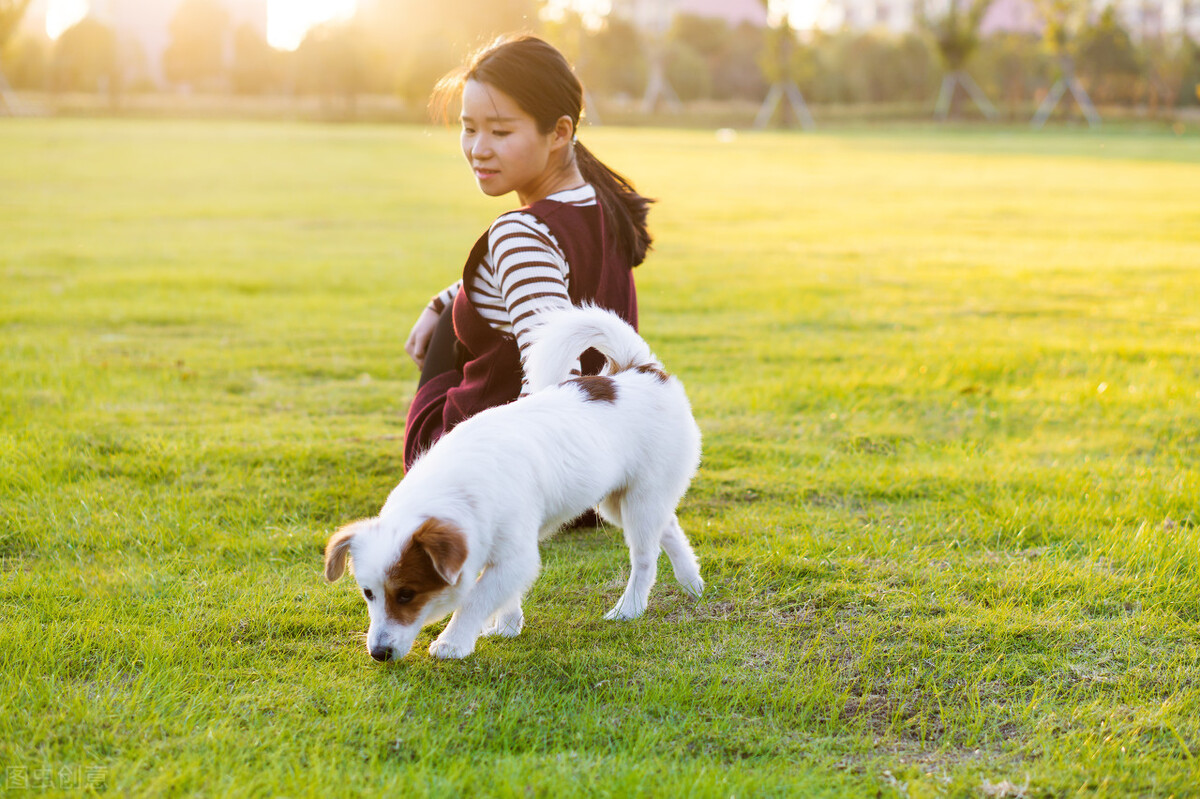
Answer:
550, 115, 575, 152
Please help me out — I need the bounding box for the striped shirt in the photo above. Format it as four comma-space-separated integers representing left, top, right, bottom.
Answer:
427, 184, 597, 395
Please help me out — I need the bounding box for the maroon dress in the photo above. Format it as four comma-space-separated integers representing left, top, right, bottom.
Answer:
402, 197, 638, 470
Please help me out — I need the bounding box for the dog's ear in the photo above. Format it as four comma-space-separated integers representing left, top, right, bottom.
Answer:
325, 519, 373, 583
411, 518, 467, 586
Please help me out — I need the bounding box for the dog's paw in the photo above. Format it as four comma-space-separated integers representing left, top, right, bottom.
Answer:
603, 600, 646, 621
482, 613, 524, 638
429, 637, 474, 660
679, 575, 705, 599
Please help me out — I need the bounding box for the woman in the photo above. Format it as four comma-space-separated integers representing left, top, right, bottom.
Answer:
401, 35, 654, 470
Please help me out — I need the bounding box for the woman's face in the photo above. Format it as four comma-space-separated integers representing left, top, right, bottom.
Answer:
460, 79, 566, 205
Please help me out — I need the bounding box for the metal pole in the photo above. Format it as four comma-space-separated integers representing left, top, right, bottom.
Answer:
958, 71, 998, 119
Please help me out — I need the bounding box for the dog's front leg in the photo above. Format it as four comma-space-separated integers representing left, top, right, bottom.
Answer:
429, 555, 538, 659
482, 596, 525, 638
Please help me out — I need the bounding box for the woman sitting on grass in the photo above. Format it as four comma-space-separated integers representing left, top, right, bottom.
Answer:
402, 35, 654, 470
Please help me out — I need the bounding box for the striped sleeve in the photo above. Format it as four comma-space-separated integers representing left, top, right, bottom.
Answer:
487, 212, 581, 396
427, 280, 461, 314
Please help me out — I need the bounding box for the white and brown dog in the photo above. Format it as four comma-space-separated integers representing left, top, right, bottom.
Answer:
324, 306, 703, 660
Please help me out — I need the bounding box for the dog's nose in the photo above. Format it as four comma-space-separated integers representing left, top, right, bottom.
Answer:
369, 646, 392, 662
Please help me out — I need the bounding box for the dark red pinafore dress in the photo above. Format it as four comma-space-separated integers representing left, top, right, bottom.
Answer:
402, 197, 638, 470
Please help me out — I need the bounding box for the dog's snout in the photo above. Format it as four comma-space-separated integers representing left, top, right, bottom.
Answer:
369, 646, 392, 662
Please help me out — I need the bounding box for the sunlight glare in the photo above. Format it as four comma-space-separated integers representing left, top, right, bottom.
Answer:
267, 0, 357, 50
539, 0, 611, 31
787, 0, 825, 29
767, 0, 825, 30
46, 0, 88, 39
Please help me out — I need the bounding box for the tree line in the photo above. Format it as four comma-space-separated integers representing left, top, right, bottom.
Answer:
1, 0, 1197, 117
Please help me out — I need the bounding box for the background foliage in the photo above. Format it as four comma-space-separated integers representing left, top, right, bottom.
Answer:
2, 0, 1198, 115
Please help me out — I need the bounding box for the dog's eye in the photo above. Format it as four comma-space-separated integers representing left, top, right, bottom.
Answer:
395, 588, 415, 604
363, 589, 375, 602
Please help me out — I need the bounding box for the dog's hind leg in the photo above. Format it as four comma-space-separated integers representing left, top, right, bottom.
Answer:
604, 501, 669, 621
597, 492, 624, 528
660, 515, 703, 598
482, 596, 525, 638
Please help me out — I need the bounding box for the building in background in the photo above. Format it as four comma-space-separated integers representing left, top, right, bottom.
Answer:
979, 0, 1044, 37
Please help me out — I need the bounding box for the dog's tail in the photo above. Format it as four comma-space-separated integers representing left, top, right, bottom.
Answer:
525, 305, 660, 393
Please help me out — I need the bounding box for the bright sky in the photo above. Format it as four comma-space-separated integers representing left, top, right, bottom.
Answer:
44, 0, 359, 49
542, 0, 826, 32
44, 0, 824, 49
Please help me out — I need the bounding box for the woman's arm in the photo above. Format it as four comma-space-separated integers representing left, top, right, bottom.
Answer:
427, 280, 461, 316
488, 213, 581, 396
406, 280, 461, 368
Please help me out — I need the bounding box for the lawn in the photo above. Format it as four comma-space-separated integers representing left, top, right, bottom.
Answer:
2, 117, 1199, 797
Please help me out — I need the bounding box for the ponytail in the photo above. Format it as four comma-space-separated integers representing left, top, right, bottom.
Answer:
575, 141, 654, 268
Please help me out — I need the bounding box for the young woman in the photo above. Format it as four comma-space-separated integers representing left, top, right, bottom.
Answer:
401, 35, 654, 470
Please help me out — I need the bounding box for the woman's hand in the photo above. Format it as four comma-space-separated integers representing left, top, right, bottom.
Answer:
405, 307, 442, 369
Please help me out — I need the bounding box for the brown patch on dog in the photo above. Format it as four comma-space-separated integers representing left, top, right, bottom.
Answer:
384, 518, 467, 625
634, 364, 670, 383
568, 375, 618, 403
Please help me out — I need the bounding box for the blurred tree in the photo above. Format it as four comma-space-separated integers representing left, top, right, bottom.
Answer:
581, 17, 645, 99
1075, 6, 1140, 104
540, 7, 586, 66
539, 8, 604, 121
296, 21, 367, 115
1178, 36, 1200, 106
715, 22, 769, 102
163, 0, 231, 91
0, 0, 29, 49
1032, 0, 1100, 126
115, 37, 150, 92
820, 31, 932, 104
357, 0, 535, 103
637, 1, 680, 113
1142, 36, 1190, 113
0, 0, 32, 112
2, 32, 49, 90
974, 32, 1052, 116
231, 22, 283, 95
51, 16, 118, 94
923, 0, 998, 119
668, 15, 766, 101
670, 13, 727, 60
661, 13, 717, 101
755, 4, 815, 128
665, 39, 710, 101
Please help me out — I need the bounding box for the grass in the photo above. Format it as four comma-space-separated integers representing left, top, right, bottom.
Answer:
2, 117, 1199, 796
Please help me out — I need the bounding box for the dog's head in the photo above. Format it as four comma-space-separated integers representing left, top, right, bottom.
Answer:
325, 516, 468, 661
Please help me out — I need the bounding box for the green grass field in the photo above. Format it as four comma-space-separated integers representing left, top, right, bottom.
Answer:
3, 117, 1200, 797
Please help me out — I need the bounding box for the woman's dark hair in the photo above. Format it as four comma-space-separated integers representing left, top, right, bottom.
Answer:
431, 35, 654, 267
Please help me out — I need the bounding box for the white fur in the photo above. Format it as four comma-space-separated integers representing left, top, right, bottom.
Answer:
327, 307, 703, 660
524, 305, 658, 392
